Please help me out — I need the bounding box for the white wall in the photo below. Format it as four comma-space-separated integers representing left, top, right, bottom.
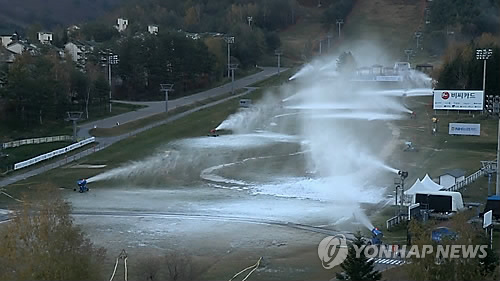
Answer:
439, 174, 456, 189
0, 36, 12, 47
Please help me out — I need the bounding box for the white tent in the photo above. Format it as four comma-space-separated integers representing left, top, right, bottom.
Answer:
413, 191, 464, 212
421, 174, 445, 191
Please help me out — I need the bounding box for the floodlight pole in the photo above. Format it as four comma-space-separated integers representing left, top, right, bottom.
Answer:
160, 84, 174, 112
275, 50, 283, 76
415, 32, 422, 50
478, 49, 497, 195
336, 19, 344, 40
229, 64, 238, 95
225, 36, 235, 78
404, 49, 413, 62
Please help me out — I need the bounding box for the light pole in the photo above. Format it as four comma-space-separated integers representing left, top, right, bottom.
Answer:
414, 32, 422, 50
327, 33, 333, 51
336, 19, 344, 39
275, 49, 283, 76
65, 111, 83, 142
160, 83, 174, 112
247, 16, 253, 28
101, 51, 119, 113
224, 36, 235, 78
486, 94, 500, 196
228, 64, 238, 95
476, 48, 493, 93
404, 49, 413, 62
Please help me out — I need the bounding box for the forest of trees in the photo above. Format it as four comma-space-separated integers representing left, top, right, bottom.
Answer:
0, 49, 110, 129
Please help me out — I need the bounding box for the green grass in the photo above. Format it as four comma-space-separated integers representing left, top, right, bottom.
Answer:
0, 103, 145, 142
0, 141, 73, 173
0, 87, 271, 206
89, 89, 247, 137
250, 68, 295, 88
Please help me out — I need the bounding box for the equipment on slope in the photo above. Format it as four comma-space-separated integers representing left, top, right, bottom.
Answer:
208, 129, 219, 137
76, 179, 89, 193
370, 228, 384, 245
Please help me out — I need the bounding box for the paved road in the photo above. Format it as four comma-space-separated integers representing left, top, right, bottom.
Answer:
0, 67, 288, 188
78, 67, 285, 138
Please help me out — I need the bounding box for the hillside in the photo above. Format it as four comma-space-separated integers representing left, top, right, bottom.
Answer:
0, 0, 124, 31
342, 0, 426, 63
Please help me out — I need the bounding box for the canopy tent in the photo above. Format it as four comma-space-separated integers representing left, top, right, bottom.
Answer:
421, 174, 445, 191
404, 175, 446, 205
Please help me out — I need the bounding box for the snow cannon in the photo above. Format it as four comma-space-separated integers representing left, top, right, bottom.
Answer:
76, 179, 89, 193
371, 228, 384, 245
208, 129, 219, 137
398, 170, 409, 180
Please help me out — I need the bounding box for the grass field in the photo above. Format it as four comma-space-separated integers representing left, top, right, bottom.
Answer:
90, 89, 247, 137
0, 102, 145, 142
0, 141, 73, 173
0, 86, 276, 206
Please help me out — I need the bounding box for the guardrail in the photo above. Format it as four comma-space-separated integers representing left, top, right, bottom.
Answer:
2, 135, 72, 149
13, 137, 95, 170
444, 168, 485, 192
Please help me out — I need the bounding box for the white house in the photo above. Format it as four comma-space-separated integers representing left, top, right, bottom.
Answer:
148, 25, 159, 35
117, 18, 129, 32
65, 41, 94, 64
37, 32, 53, 44
439, 169, 466, 189
1, 36, 12, 47
6, 41, 24, 54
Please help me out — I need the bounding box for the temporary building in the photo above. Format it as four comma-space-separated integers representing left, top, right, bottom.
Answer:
421, 174, 445, 191
413, 191, 464, 212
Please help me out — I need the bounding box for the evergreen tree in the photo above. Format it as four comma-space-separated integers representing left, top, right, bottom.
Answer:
336, 233, 381, 281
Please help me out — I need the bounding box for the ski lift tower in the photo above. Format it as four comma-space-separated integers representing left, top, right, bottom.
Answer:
160, 83, 174, 112
66, 111, 83, 142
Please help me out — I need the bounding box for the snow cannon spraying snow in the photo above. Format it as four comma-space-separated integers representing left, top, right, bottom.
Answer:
371, 228, 384, 245
208, 129, 219, 137
76, 179, 89, 193
398, 170, 409, 180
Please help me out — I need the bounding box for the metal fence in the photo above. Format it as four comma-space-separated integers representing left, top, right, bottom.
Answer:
444, 168, 485, 192
386, 214, 408, 230
2, 135, 72, 149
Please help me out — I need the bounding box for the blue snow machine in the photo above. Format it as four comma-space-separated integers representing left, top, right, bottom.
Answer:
77, 179, 89, 193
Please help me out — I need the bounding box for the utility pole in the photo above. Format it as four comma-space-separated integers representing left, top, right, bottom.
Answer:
228, 64, 238, 95
224, 36, 235, 78
318, 38, 322, 55
160, 83, 174, 112
336, 19, 344, 40
414, 32, 422, 50
404, 49, 413, 62
275, 49, 283, 76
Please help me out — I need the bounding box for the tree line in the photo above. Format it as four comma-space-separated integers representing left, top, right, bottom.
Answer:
435, 34, 500, 95
0, 49, 110, 130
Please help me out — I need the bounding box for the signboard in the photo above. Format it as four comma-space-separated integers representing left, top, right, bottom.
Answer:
483, 210, 492, 228
449, 123, 481, 136
433, 90, 484, 110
